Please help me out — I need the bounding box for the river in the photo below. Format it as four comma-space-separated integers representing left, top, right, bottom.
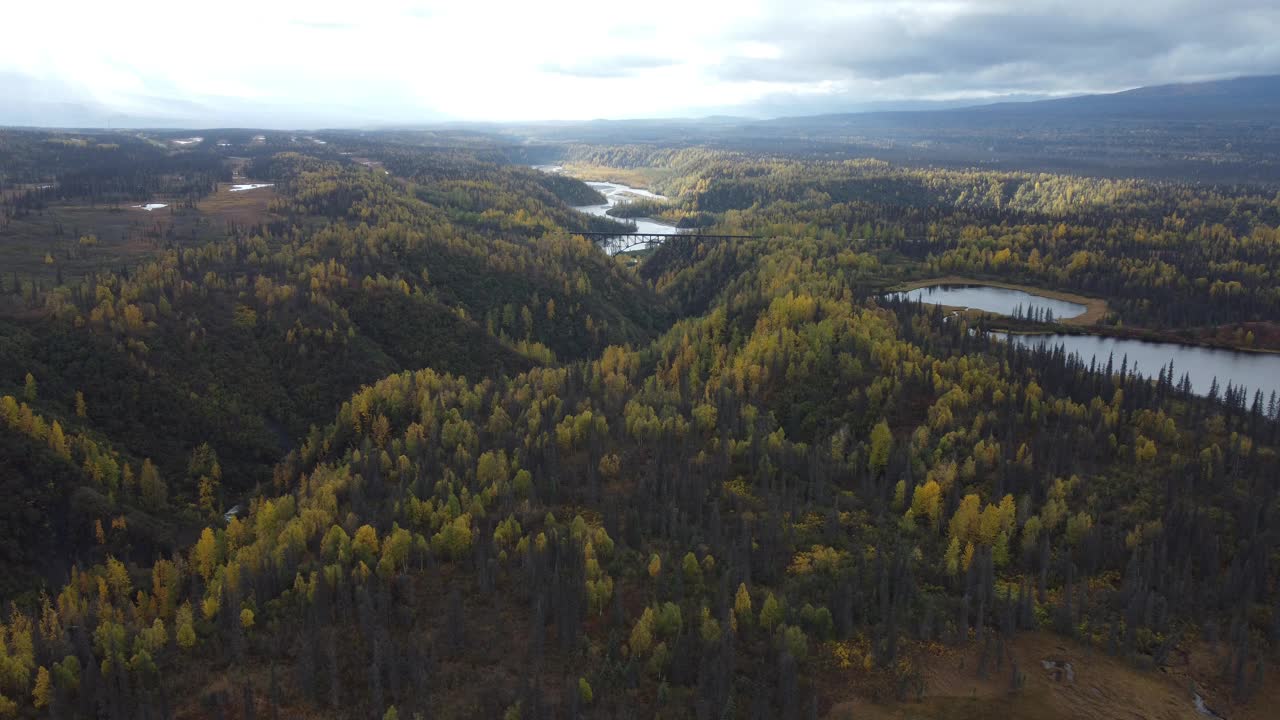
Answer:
532, 165, 681, 246
572, 181, 680, 237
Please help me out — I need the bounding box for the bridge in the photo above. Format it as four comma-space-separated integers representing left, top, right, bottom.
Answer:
576, 231, 755, 255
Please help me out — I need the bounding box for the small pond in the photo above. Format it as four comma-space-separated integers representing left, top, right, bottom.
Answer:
888, 284, 1087, 321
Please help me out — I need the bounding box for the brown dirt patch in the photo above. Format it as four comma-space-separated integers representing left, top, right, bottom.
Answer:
198, 183, 278, 227
823, 631, 1277, 720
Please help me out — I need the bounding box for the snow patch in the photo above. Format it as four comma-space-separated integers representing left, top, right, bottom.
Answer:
1040, 660, 1074, 683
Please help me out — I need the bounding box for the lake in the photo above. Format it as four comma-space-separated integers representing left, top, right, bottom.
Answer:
891, 285, 1280, 401
997, 332, 1280, 401
889, 284, 1087, 321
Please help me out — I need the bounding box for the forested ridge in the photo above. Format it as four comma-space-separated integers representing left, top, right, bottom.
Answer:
0, 129, 1277, 719
0, 134, 665, 597
582, 147, 1280, 335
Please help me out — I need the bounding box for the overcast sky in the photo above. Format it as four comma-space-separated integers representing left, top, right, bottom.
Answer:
4, 0, 1279, 127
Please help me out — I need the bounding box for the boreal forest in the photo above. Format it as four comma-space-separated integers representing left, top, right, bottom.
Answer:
0, 118, 1278, 720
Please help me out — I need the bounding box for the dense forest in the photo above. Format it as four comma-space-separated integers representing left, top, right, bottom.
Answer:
555, 145, 1280, 334
0, 128, 1277, 719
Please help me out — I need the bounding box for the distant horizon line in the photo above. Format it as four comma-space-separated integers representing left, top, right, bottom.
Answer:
3, 73, 1277, 132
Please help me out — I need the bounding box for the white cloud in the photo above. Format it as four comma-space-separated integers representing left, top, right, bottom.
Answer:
2, 0, 1278, 126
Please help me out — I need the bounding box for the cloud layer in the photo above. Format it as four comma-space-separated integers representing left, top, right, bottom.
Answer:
2, 0, 1278, 126
716, 1, 1280, 99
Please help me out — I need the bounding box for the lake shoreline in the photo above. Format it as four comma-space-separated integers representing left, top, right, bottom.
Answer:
984, 322, 1280, 356
889, 276, 1108, 325
888, 277, 1276, 355
992, 329, 1280, 399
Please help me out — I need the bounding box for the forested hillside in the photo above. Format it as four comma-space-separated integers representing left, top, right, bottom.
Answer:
0, 129, 1277, 719
0, 131, 665, 597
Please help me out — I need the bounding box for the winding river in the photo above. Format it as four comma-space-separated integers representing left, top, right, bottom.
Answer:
572, 181, 680, 236
533, 165, 680, 249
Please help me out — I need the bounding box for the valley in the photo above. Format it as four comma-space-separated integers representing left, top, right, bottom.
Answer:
1, 85, 1279, 719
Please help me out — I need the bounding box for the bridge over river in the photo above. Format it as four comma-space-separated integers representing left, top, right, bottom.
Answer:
577, 231, 755, 255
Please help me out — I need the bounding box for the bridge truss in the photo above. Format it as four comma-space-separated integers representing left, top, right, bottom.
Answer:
576, 231, 755, 255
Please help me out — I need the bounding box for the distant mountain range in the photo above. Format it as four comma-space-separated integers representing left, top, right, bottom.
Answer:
9, 73, 1277, 133
501, 75, 1280, 182
7, 74, 1278, 181
763, 75, 1280, 130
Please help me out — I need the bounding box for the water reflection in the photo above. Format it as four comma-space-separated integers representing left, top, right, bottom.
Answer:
997, 332, 1280, 400
889, 285, 1086, 321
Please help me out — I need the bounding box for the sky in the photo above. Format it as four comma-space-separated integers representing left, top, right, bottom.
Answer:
3, 0, 1279, 127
